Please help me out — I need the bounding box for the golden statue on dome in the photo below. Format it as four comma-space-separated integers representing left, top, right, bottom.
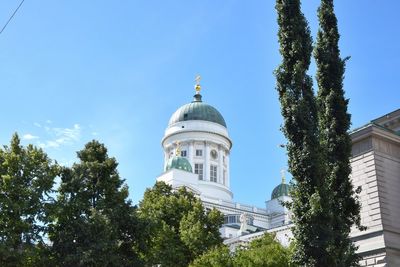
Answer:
195, 75, 201, 94
175, 141, 181, 156
280, 169, 286, 184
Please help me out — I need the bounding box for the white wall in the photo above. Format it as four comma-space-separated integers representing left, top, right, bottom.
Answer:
162, 119, 233, 201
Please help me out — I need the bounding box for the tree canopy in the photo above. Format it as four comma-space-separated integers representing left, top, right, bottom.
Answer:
138, 182, 224, 267
275, 0, 364, 266
48, 140, 142, 267
315, 0, 364, 265
0, 137, 225, 267
234, 233, 291, 267
191, 233, 292, 267
0, 134, 59, 266
275, 0, 331, 265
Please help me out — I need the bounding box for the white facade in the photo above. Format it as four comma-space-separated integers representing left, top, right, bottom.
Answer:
266, 195, 292, 228
160, 119, 233, 201
224, 224, 294, 251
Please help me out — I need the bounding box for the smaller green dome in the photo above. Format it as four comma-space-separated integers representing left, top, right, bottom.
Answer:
271, 183, 291, 199
165, 156, 193, 173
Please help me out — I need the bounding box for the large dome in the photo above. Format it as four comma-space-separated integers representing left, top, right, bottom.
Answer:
168, 94, 227, 127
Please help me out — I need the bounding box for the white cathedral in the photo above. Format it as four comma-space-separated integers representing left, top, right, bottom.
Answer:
156, 80, 400, 267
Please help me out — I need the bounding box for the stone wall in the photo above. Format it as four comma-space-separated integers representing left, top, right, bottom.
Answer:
351, 124, 400, 266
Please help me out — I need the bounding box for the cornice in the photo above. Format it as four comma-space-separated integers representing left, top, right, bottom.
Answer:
351, 123, 400, 145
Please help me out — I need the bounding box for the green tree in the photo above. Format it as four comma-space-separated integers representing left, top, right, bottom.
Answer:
274, 0, 332, 265
314, 0, 364, 265
234, 233, 291, 267
275, 0, 333, 266
275, 0, 365, 266
0, 134, 59, 267
191, 233, 292, 267
138, 182, 223, 267
190, 245, 234, 267
48, 140, 141, 267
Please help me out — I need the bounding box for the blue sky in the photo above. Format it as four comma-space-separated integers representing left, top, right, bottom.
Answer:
0, 1, 399, 207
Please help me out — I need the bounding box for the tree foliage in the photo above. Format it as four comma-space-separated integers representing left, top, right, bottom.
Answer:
314, 0, 364, 265
0, 134, 59, 267
190, 245, 234, 267
275, 0, 364, 266
275, 0, 331, 265
234, 233, 291, 267
191, 233, 292, 267
0, 137, 229, 267
138, 182, 224, 267
48, 140, 141, 267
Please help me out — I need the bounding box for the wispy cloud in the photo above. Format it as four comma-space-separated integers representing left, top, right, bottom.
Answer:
23, 134, 39, 140
34, 122, 41, 128
39, 140, 60, 148
38, 124, 81, 149
53, 124, 80, 141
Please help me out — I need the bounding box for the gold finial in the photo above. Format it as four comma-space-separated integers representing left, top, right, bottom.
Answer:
175, 141, 181, 156
194, 75, 201, 94
280, 169, 286, 184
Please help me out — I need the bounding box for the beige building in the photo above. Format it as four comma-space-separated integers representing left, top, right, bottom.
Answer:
350, 109, 400, 266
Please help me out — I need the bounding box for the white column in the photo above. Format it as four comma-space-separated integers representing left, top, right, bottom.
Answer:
226, 151, 230, 188
218, 145, 223, 184
204, 141, 210, 181
163, 150, 168, 171
188, 141, 194, 167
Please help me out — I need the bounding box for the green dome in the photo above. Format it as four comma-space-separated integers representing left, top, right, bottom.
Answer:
168, 94, 227, 127
165, 156, 193, 173
271, 183, 291, 199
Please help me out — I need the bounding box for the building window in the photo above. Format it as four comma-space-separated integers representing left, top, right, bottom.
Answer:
195, 149, 203, 157
247, 216, 254, 226
180, 150, 187, 157
224, 214, 240, 224
223, 214, 254, 225
195, 163, 203, 180
210, 165, 217, 182
210, 149, 218, 160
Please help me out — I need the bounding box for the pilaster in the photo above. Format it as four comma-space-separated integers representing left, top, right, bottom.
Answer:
218, 145, 223, 183
204, 141, 210, 181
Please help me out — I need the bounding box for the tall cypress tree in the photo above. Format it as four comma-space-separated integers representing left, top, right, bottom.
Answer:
275, 1, 331, 265
315, 0, 364, 265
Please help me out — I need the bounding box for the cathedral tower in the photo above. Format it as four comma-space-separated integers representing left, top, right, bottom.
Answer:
158, 77, 233, 202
